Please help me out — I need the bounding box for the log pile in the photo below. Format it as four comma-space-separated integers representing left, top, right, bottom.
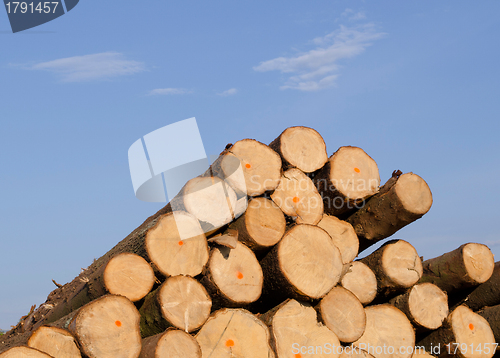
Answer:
1, 125, 498, 358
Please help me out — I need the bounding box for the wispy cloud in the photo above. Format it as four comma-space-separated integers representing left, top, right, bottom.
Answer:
217, 88, 238, 96
24, 52, 145, 82
148, 88, 192, 95
341, 8, 366, 21
253, 24, 385, 91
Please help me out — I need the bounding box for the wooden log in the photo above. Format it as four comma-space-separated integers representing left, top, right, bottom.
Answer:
339, 347, 376, 358
412, 351, 437, 358
340, 262, 377, 306
27, 326, 81, 358
360, 240, 423, 299
145, 211, 209, 277
139, 275, 212, 337
418, 305, 496, 358
313, 146, 380, 217
0, 347, 53, 357
347, 171, 433, 252
269, 126, 328, 173
103, 253, 155, 302
200, 241, 263, 310
271, 168, 324, 225
259, 224, 343, 305
68, 294, 142, 358
477, 305, 500, 343
170, 176, 238, 230
353, 304, 415, 358
229, 197, 286, 251
139, 329, 201, 358
260, 299, 341, 358
419, 243, 495, 295
210, 139, 282, 197
195, 308, 275, 358
452, 261, 500, 311
317, 214, 359, 264
389, 283, 448, 333
317, 286, 366, 343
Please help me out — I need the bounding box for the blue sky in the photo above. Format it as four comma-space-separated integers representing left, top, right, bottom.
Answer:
1, 1, 499, 328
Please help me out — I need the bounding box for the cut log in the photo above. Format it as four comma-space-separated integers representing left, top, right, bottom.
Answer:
260, 299, 341, 358
27, 326, 81, 358
389, 283, 448, 333
195, 308, 274, 358
412, 351, 436, 358
139, 275, 211, 337
419, 243, 495, 295
347, 171, 433, 252
478, 305, 500, 343
170, 176, 238, 230
0, 347, 53, 357
453, 262, 500, 311
229, 197, 286, 251
269, 126, 328, 173
139, 329, 201, 358
353, 304, 415, 358
145, 211, 209, 277
104, 253, 155, 302
210, 139, 282, 197
340, 262, 377, 305
200, 241, 263, 309
317, 214, 359, 264
68, 294, 142, 358
271, 168, 324, 225
360, 240, 423, 299
317, 286, 366, 343
260, 224, 343, 305
314, 146, 380, 217
418, 305, 496, 358
339, 347, 376, 358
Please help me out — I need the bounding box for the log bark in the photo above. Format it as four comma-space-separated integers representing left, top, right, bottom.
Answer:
209, 139, 282, 197
229, 197, 286, 251
353, 305, 415, 358
340, 262, 378, 306
360, 240, 423, 299
418, 305, 496, 358
259, 224, 343, 307
317, 214, 359, 264
269, 126, 328, 173
346, 171, 433, 252
313, 146, 380, 217
452, 261, 500, 311
139, 276, 211, 337
27, 326, 81, 358
200, 241, 263, 310
317, 286, 366, 343
139, 329, 201, 358
419, 243, 495, 295
271, 168, 324, 225
260, 299, 341, 358
477, 305, 500, 343
68, 294, 142, 358
0, 347, 53, 357
389, 283, 448, 333
195, 308, 275, 358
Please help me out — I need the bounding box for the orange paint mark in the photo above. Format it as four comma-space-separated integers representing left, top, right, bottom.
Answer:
354, 167, 361, 173
115, 320, 122, 327
245, 163, 251, 169
236, 271, 244, 279
469, 323, 475, 330
225, 339, 234, 347
295, 354, 302, 358
178, 241, 184, 246
292, 196, 300, 203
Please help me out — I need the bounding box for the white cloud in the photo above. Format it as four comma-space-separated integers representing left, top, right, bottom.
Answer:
341, 8, 366, 21
148, 88, 192, 95
217, 88, 238, 96
254, 24, 385, 91
27, 52, 145, 82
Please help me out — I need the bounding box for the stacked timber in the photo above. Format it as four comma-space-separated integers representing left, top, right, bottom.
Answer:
1, 125, 498, 358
